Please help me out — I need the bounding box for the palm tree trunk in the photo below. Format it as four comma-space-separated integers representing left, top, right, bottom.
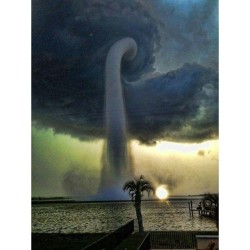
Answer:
134, 201, 144, 233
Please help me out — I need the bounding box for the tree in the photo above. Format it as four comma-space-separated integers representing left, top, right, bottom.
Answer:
203, 193, 219, 229
123, 175, 155, 233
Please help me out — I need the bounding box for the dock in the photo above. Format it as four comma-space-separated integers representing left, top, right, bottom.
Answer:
188, 200, 214, 218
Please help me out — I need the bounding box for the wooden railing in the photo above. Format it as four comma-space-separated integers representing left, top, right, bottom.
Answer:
150, 231, 218, 249
82, 219, 134, 250
137, 232, 151, 250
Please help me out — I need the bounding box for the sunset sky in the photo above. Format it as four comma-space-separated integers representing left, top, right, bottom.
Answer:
32, 0, 218, 199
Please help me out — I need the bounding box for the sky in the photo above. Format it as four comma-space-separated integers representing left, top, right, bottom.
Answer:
32, 0, 218, 199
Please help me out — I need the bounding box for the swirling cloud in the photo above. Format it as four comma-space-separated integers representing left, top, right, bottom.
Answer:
32, 0, 218, 144
126, 63, 218, 144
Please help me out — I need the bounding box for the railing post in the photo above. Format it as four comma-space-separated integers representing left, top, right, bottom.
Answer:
82, 219, 134, 250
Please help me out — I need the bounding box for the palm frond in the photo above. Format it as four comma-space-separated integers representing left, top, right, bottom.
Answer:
141, 185, 155, 196
123, 180, 136, 191
203, 193, 219, 204
123, 175, 155, 199
129, 189, 135, 197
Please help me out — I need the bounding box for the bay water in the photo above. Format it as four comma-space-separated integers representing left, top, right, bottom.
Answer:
32, 199, 217, 233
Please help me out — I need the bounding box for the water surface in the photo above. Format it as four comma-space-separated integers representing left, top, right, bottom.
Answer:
32, 200, 217, 233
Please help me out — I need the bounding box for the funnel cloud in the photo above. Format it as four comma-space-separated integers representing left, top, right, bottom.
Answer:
98, 38, 137, 198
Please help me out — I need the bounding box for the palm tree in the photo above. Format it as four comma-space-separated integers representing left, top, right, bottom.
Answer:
203, 193, 219, 229
123, 175, 155, 233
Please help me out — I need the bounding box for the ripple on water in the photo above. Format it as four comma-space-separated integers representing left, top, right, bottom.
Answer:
32, 201, 217, 233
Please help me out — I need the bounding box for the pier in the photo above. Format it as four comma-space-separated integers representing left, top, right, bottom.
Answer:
188, 200, 214, 218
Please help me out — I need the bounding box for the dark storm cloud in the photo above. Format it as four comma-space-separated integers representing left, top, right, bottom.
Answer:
126, 63, 218, 144
32, 0, 218, 144
144, 0, 218, 72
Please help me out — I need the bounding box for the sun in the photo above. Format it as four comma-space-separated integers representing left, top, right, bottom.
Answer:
156, 186, 169, 200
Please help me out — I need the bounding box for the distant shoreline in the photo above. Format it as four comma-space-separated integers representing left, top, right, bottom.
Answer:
32, 195, 204, 205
